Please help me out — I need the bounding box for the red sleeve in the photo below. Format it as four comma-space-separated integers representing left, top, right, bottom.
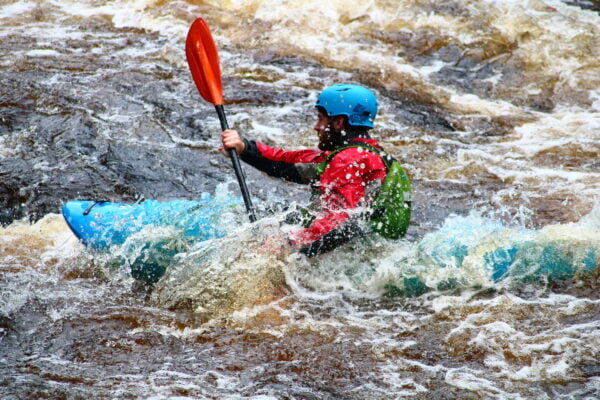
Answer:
289, 147, 387, 247
255, 142, 327, 164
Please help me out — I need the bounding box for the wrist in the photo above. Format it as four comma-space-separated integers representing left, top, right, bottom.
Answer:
240, 138, 249, 154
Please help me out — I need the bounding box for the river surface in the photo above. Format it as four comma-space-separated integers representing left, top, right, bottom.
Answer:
1, 1, 600, 399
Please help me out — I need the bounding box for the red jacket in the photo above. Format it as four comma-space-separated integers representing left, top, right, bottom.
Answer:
240, 137, 387, 256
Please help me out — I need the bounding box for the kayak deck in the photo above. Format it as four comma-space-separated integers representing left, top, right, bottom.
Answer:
62, 198, 238, 250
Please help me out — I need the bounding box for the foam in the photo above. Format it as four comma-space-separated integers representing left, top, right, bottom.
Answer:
25, 49, 63, 57
445, 368, 506, 395
0, 1, 36, 19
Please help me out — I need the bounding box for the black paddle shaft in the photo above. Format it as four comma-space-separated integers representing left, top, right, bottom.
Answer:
215, 105, 257, 222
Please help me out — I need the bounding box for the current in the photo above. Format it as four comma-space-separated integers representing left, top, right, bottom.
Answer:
1, 1, 599, 399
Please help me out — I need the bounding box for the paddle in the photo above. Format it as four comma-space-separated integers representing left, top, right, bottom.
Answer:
186, 18, 257, 222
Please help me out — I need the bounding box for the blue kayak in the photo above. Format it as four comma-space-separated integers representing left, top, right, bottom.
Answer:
62, 197, 240, 282
62, 199, 599, 291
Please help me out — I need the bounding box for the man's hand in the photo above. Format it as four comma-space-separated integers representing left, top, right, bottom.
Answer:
220, 129, 246, 154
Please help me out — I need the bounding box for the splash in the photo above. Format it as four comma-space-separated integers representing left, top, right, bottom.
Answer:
419, 211, 599, 282
78, 186, 245, 283
150, 218, 291, 322
287, 206, 600, 298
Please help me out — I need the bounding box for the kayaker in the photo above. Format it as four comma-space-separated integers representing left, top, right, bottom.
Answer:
221, 84, 411, 256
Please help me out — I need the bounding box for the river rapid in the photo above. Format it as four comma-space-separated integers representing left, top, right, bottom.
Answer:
1, 1, 600, 399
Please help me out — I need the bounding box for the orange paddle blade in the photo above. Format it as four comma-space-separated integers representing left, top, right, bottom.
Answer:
186, 18, 224, 106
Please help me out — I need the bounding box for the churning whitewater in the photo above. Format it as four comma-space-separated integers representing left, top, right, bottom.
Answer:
1, 0, 599, 399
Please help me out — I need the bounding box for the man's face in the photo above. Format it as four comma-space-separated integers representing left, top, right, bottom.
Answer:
313, 111, 332, 151
314, 112, 346, 151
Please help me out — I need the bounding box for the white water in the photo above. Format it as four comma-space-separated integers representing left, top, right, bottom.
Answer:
1, 0, 600, 398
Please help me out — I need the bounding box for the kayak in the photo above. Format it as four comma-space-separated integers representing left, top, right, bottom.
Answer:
416, 215, 599, 288
62, 197, 240, 282
62, 198, 240, 249
62, 199, 599, 290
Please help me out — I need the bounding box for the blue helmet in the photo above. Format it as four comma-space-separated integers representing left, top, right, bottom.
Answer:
315, 84, 378, 128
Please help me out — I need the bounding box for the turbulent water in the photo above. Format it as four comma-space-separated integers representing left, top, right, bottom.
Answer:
1, 0, 600, 399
